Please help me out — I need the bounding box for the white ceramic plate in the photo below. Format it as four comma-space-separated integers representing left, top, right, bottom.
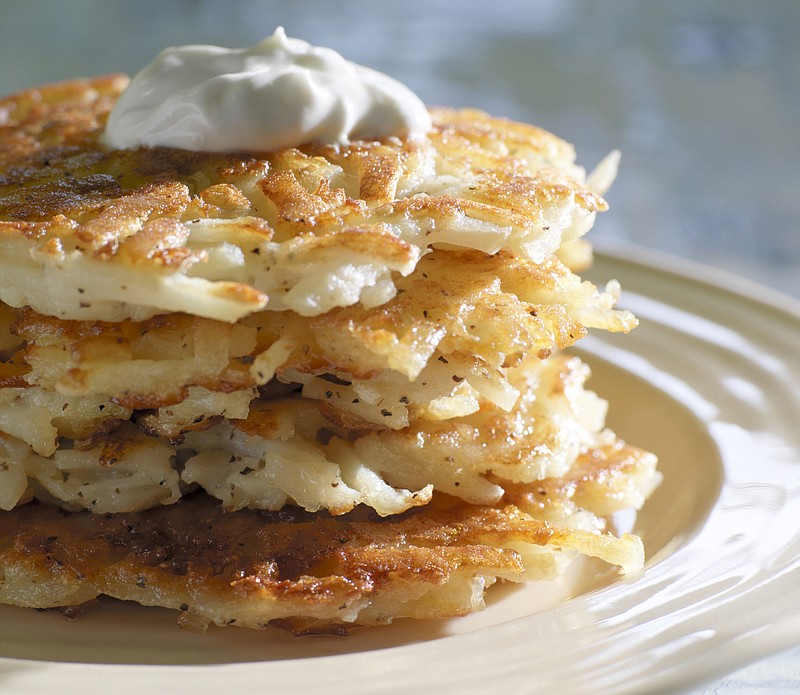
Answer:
2, 244, 800, 694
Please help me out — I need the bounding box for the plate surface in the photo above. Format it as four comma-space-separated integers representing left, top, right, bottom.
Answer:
2, 244, 800, 694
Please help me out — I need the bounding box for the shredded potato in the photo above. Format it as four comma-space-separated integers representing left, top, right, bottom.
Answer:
0, 75, 659, 632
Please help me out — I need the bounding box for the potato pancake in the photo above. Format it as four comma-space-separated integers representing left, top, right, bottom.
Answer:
0, 440, 651, 634
0, 72, 658, 632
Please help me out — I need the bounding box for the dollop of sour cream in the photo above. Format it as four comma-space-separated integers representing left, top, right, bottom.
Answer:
102, 28, 432, 152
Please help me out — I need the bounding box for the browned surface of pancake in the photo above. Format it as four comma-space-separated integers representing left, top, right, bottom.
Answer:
1, 76, 613, 324
503, 440, 661, 520
0, 467, 644, 633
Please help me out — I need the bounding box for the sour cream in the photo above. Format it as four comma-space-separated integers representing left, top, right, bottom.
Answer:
101, 28, 432, 152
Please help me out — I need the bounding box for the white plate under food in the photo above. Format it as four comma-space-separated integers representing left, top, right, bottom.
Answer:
2, 243, 799, 694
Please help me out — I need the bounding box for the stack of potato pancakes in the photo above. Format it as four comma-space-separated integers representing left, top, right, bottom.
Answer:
0, 75, 660, 634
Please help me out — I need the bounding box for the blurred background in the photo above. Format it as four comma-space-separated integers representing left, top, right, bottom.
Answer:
1, 0, 798, 691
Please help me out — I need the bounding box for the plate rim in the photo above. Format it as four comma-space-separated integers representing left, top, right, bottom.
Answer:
592, 237, 800, 320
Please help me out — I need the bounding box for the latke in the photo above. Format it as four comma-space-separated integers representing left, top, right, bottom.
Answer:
0, 74, 658, 632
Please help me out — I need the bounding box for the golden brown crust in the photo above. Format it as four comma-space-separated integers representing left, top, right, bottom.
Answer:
502, 440, 661, 520
13, 307, 256, 407
0, 75, 127, 159
0, 479, 643, 632
0, 494, 523, 630
0, 76, 610, 324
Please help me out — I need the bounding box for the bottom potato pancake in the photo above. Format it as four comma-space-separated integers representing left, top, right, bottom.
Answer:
0, 441, 654, 634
